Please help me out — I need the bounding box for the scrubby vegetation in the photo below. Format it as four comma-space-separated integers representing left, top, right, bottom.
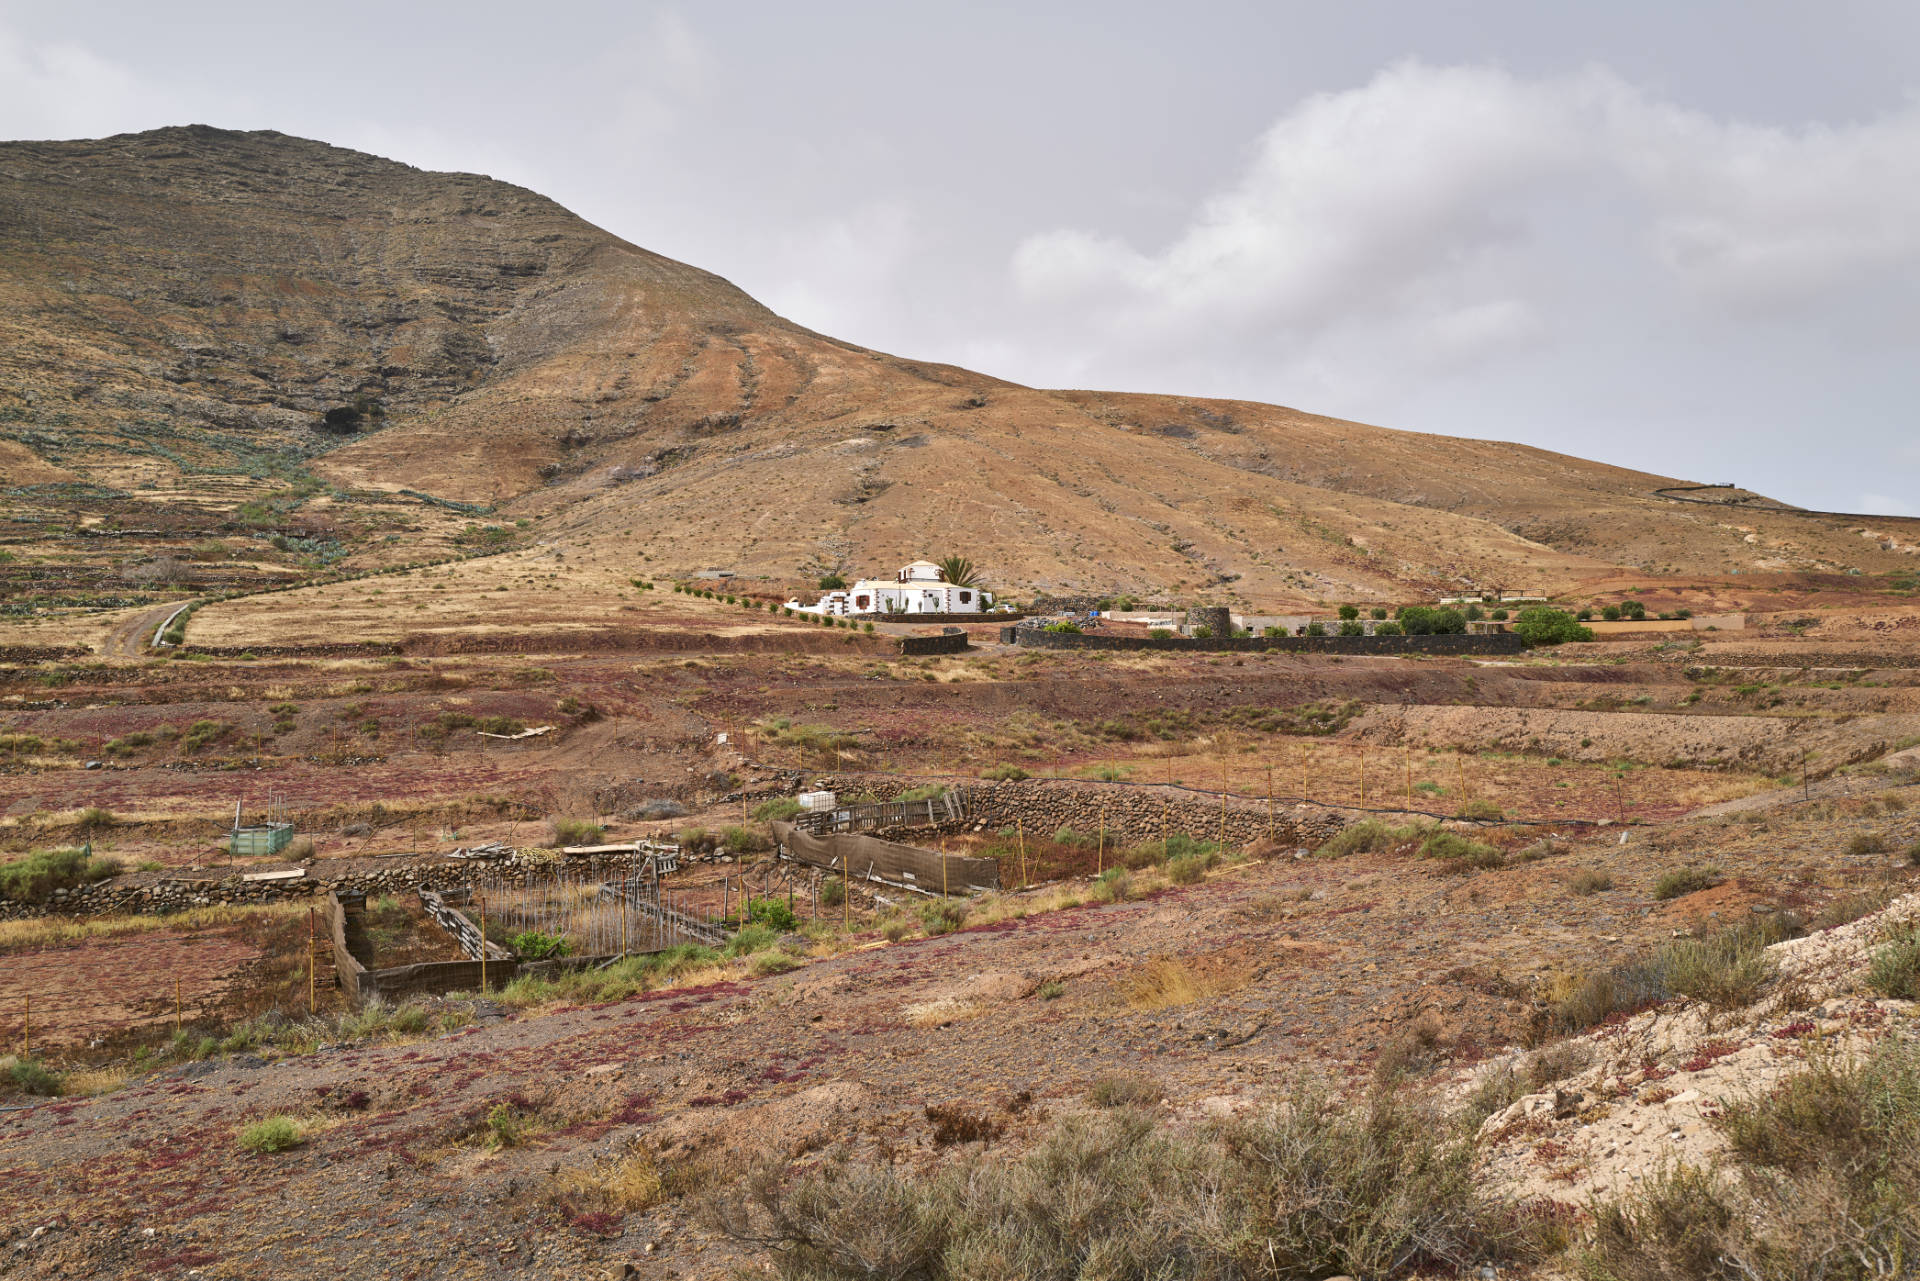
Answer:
716, 1082, 1547, 1279
1588, 1039, 1920, 1280
0, 847, 122, 903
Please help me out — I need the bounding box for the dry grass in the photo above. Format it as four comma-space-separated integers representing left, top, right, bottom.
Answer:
1122, 955, 1250, 1010
0, 901, 302, 954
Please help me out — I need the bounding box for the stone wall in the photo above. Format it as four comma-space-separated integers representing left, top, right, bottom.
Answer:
807, 775, 1355, 851
1003, 626, 1528, 657
898, 630, 970, 656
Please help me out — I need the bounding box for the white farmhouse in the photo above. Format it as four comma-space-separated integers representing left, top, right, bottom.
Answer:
786, 560, 992, 616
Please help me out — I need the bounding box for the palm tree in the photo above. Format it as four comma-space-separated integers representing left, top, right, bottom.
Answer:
935, 556, 978, 587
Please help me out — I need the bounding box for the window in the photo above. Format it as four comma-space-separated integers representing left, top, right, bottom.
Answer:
855, 595, 870, 610
959, 591, 972, 604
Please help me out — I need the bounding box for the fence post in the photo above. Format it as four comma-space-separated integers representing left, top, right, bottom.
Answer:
1098, 807, 1106, 876
307, 906, 316, 1015
479, 896, 488, 993
1017, 818, 1027, 888
1266, 768, 1275, 842
842, 855, 849, 929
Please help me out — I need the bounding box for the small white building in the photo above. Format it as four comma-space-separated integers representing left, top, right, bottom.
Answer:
786, 560, 992, 616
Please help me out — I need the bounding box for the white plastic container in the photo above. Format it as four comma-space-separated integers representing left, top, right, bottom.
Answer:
798, 790, 837, 812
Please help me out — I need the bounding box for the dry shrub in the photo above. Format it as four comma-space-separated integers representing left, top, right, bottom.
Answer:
713, 1083, 1547, 1279
924, 1104, 1003, 1147
1588, 1040, 1920, 1279
1316, 819, 1423, 859
1088, 1073, 1160, 1108
1652, 865, 1723, 900
1569, 867, 1613, 895
1845, 830, 1889, 856
1122, 958, 1205, 1010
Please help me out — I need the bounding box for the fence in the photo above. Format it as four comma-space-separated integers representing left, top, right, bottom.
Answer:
793, 788, 967, 835
772, 822, 1001, 896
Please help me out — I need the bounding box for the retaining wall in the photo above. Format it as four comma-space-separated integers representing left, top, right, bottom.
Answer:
1003, 627, 1528, 657
898, 630, 971, 656
805, 776, 1355, 851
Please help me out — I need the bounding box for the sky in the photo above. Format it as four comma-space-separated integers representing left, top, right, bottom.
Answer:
3, 0, 1918, 514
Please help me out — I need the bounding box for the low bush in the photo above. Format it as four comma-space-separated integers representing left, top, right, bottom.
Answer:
716, 1081, 1547, 1278
6, 1057, 63, 1096
1588, 1039, 1920, 1280
1569, 867, 1614, 895
0, 847, 122, 903
550, 817, 604, 846
721, 825, 772, 856
1121, 833, 1218, 869
1419, 829, 1504, 868
724, 924, 779, 958
508, 930, 570, 960
238, 1116, 304, 1154
980, 763, 1029, 781
750, 950, 801, 976
920, 900, 970, 936
1845, 830, 1888, 856
1087, 1073, 1160, 1107
747, 897, 799, 933
1653, 865, 1723, 900
1316, 819, 1424, 859
819, 877, 845, 907
1165, 853, 1209, 884
1454, 798, 1505, 821
1868, 923, 1920, 999
1090, 868, 1133, 903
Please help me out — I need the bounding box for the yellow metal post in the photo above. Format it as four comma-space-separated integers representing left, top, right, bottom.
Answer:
842, 856, 849, 929
1405, 747, 1412, 810
479, 896, 488, 993
307, 906, 316, 1015
1266, 767, 1275, 841
1357, 750, 1365, 805
1017, 818, 1027, 888
1218, 789, 1226, 848
1098, 807, 1106, 875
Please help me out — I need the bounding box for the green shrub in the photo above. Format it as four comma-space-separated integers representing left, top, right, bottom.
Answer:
751, 949, 801, 976
980, 763, 1028, 782
1653, 866, 1723, 900
820, 877, 845, 907
1190, 625, 1214, 639
1511, 606, 1593, 646
1037, 980, 1064, 1000
1418, 830, 1504, 868
1315, 820, 1423, 859
1042, 621, 1082, 634
1602, 604, 1622, 621
1337, 604, 1359, 620
920, 900, 970, 936
1338, 620, 1364, 636
0, 847, 122, 903
1454, 799, 1505, 821
1165, 853, 1208, 884
1370, 607, 1388, 620
1148, 627, 1173, 639
1372, 621, 1404, 636
74, 806, 115, 830
722, 825, 772, 855
748, 897, 799, 933
238, 1116, 304, 1154
753, 798, 803, 822
7, 1058, 63, 1096
508, 930, 571, 960
1091, 868, 1133, 903
724, 924, 779, 957
1121, 833, 1218, 869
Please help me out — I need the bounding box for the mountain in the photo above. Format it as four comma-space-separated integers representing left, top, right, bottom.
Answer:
3, 124, 1916, 606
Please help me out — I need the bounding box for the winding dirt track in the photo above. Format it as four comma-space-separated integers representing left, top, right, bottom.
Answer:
98, 602, 190, 659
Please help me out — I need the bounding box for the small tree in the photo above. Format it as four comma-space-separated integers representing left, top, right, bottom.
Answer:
1602, 605, 1622, 621
1337, 604, 1359, 621
1512, 606, 1594, 647
1370, 607, 1388, 620
1303, 622, 1326, 636
818, 574, 846, 590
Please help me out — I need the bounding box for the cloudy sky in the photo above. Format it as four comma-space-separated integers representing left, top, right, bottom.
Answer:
4, 1, 1918, 514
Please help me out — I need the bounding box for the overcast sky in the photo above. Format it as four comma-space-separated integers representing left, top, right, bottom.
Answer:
4, 1, 1918, 514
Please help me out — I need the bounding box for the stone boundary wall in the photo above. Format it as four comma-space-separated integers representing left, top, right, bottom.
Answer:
807, 776, 1356, 851
1004, 626, 1528, 657
898, 630, 970, 656
0, 848, 667, 922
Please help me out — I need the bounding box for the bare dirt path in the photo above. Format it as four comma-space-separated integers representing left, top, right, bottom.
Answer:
98, 602, 190, 660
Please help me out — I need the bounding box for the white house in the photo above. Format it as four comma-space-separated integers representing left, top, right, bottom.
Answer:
786, 560, 992, 616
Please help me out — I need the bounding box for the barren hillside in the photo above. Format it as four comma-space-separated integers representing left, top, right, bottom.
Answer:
4, 125, 1919, 609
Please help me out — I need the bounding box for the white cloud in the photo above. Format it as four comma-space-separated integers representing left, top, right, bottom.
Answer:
0, 23, 164, 139
1007, 61, 1920, 386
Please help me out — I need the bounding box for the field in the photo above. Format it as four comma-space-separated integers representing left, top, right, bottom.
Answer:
2, 566, 1919, 1279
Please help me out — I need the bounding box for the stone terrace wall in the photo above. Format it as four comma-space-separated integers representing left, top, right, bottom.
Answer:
1005, 627, 1528, 657
810, 775, 1354, 850
898, 630, 970, 656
